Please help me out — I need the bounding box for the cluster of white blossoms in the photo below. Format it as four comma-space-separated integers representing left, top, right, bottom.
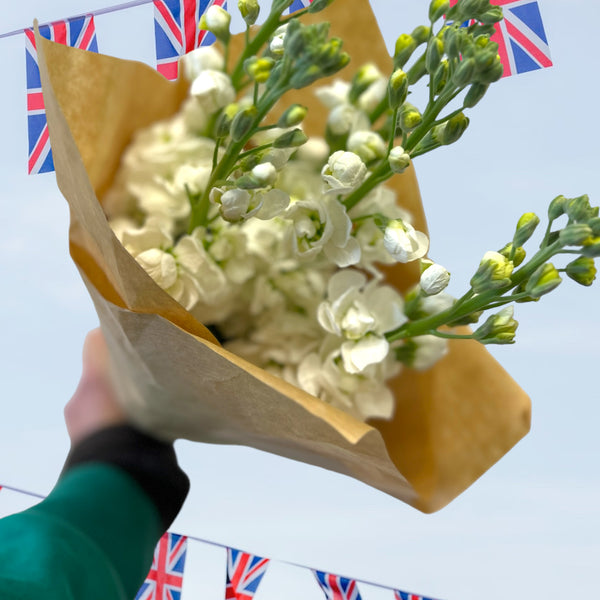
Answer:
105, 42, 453, 422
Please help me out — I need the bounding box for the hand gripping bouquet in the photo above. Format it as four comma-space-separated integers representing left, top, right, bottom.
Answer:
36, 0, 599, 512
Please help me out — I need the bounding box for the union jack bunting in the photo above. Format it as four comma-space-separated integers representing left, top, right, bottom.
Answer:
449, 0, 552, 77
135, 532, 188, 600
394, 590, 438, 600
24, 16, 98, 175
154, 0, 228, 81
313, 570, 363, 600
287, 0, 313, 14
225, 548, 270, 600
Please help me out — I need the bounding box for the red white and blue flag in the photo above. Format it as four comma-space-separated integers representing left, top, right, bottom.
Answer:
449, 0, 552, 77
153, 0, 228, 81
25, 16, 98, 175
225, 548, 270, 600
394, 590, 439, 600
287, 0, 313, 14
136, 532, 188, 600
313, 571, 363, 600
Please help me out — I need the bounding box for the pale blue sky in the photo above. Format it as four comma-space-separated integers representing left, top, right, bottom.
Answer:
0, 1, 598, 599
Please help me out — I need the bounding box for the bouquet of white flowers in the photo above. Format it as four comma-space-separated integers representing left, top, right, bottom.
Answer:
36, 0, 598, 512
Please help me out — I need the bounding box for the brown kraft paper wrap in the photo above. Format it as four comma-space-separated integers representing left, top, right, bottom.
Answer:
35, 0, 531, 513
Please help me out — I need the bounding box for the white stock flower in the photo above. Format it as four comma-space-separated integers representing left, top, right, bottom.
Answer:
420, 292, 456, 316
182, 46, 224, 81
420, 262, 450, 295
315, 80, 351, 108
173, 163, 212, 196
127, 177, 190, 221
357, 77, 387, 113
328, 104, 369, 136
383, 220, 429, 263
136, 249, 178, 289
201, 5, 231, 36
284, 196, 360, 267
388, 146, 411, 174
296, 347, 399, 420
347, 130, 387, 164
317, 270, 406, 373
295, 137, 330, 166
190, 69, 235, 114
117, 216, 174, 257
409, 335, 449, 370
252, 162, 277, 186
269, 24, 288, 56
322, 151, 367, 193
218, 189, 251, 222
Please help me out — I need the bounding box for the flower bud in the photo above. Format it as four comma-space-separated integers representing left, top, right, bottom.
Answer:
230, 105, 257, 142
548, 194, 567, 221
190, 69, 235, 114
513, 212, 540, 246
526, 263, 562, 299
308, 0, 335, 13
213, 102, 238, 138
559, 223, 593, 246
394, 34, 417, 68
432, 59, 449, 95
474, 306, 518, 345
420, 261, 451, 295
566, 194, 597, 222
470, 250, 513, 293
476, 56, 503, 83
238, 0, 260, 26
479, 6, 504, 24
498, 242, 526, 267
429, 0, 450, 22
349, 63, 382, 103
581, 236, 600, 257
433, 112, 469, 145
388, 146, 411, 174
413, 25, 431, 44
199, 5, 231, 42
245, 56, 275, 83
463, 82, 489, 108
588, 217, 600, 236
388, 69, 409, 109
277, 104, 308, 128
321, 150, 368, 191
453, 57, 476, 87
273, 128, 308, 148
251, 162, 277, 186
397, 102, 423, 133
565, 256, 597, 286
426, 37, 444, 73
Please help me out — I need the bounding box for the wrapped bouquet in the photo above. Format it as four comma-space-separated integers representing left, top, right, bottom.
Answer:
36, 0, 598, 511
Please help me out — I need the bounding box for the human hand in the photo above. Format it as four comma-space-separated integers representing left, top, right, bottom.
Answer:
64, 328, 127, 446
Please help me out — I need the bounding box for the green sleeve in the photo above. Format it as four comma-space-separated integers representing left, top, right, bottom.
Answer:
0, 463, 163, 600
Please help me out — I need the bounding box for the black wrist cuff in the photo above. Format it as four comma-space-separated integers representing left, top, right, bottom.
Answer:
63, 425, 190, 531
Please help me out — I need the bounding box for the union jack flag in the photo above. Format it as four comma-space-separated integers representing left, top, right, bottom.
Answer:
135, 532, 188, 600
154, 0, 228, 81
225, 548, 270, 600
313, 571, 363, 600
394, 590, 439, 600
287, 0, 313, 14
24, 16, 98, 175
449, 0, 552, 77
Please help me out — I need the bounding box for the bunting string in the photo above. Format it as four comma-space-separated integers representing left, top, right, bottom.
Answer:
0, 0, 154, 39
0, 480, 443, 600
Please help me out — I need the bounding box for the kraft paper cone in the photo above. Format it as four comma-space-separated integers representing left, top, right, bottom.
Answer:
36, 0, 531, 513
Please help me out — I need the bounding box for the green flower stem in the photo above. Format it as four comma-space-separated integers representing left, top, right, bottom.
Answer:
385, 240, 563, 343
388, 106, 400, 153
343, 85, 463, 212
231, 10, 283, 90
188, 87, 284, 232
238, 141, 273, 160
427, 330, 476, 340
